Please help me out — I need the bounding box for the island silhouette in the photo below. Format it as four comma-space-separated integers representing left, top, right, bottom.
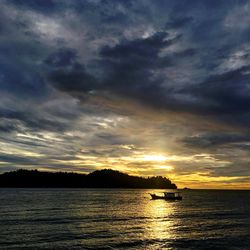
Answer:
0, 169, 177, 189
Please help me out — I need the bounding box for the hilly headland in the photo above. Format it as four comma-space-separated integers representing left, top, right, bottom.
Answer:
0, 169, 177, 189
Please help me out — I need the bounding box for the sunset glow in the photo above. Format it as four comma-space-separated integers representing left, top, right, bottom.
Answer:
142, 155, 168, 162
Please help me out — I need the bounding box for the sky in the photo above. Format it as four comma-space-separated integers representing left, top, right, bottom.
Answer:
0, 0, 250, 189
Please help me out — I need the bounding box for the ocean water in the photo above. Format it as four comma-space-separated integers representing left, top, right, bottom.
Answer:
0, 189, 249, 250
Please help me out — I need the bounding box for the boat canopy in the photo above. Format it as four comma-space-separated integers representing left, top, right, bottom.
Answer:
164, 192, 181, 198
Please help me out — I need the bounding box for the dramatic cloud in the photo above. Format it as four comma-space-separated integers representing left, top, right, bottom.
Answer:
1, 0, 250, 189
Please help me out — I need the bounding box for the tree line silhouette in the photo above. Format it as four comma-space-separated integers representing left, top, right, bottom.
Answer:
0, 169, 177, 189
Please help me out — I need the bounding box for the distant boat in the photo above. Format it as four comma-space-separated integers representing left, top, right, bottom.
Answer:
150, 192, 182, 200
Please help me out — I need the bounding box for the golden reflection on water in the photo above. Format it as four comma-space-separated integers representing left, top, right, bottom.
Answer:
143, 195, 177, 245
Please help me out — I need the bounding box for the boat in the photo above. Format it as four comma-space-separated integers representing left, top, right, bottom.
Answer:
150, 192, 182, 200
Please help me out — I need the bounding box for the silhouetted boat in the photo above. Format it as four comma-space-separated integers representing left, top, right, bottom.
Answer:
150, 192, 182, 200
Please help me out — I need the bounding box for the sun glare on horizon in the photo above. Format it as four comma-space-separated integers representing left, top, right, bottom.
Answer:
142, 154, 168, 162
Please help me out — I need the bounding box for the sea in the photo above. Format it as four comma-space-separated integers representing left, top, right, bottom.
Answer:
0, 189, 249, 250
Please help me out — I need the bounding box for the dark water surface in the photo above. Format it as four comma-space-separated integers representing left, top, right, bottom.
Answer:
0, 189, 249, 250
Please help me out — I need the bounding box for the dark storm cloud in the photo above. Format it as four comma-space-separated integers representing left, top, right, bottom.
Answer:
100, 31, 172, 60
0, 134, 48, 148
48, 66, 97, 95
0, 153, 37, 165
45, 22, 250, 125
44, 48, 78, 68
0, 61, 47, 97
185, 66, 250, 115
0, 120, 19, 133
8, 0, 57, 13
96, 132, 132, 146
0, 108, 70, 133
183, 133, 250, 148
165, 16, 193, 29
48, 32, 181, 109
99, 32, 179, 94
12, 0, 249, 125
44, 47, 100, 97
208, 163, 250, 177
0, 3, 50, 98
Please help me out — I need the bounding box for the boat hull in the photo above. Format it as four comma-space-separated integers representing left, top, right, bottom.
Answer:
150, 194, 182, 200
